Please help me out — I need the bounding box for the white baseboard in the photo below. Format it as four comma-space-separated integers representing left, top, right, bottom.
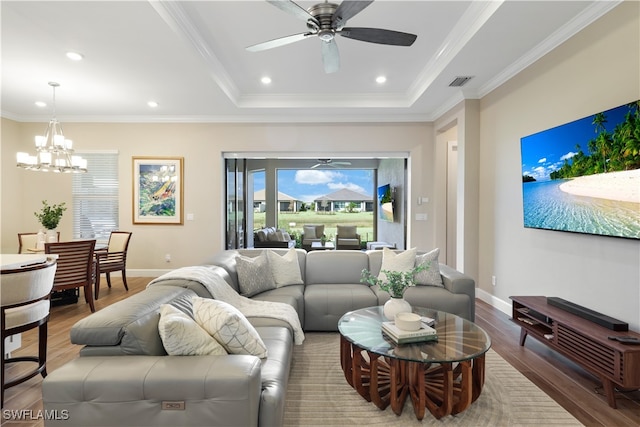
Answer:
476, 288, 512, 316
128, 269, 170, 278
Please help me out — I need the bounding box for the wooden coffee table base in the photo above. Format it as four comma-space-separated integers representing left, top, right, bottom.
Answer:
340, 335, 486, 420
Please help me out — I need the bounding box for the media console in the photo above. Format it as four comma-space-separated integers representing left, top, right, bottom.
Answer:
510, 296, 640, 408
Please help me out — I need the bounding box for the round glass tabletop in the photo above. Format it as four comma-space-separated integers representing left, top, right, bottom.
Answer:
338, 306, 491, 363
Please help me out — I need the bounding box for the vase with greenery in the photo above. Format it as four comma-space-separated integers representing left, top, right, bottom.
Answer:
35, 200, 67, 230
361, 263, 429, 319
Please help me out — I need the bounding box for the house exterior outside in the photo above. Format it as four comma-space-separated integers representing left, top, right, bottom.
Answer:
254, 189, 303, 213
313, 189, 373, 213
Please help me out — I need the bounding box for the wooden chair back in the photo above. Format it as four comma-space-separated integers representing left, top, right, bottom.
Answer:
99, 231, 132, 270
94, 232, 132, 299
18, 233, 38, 253
18, 232, 60, 253
44, 240, 96, 312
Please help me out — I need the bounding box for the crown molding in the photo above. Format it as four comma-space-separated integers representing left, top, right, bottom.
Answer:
477, 0, 622, 99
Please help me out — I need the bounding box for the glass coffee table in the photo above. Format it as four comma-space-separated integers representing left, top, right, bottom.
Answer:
338, 306, 491, 420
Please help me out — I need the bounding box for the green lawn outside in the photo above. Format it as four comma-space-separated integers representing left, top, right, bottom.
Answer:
252, 211, 375, 244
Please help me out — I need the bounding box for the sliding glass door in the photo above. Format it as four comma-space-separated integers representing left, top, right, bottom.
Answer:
225, 159, 246, 249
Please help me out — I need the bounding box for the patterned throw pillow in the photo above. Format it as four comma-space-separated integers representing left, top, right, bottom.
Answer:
236, 252, 275, 297
378, 247, 417, 281
158, 304, 227, 356
266, 248, 303, 287
192, 297, 268, 358
414, 248, 444, 287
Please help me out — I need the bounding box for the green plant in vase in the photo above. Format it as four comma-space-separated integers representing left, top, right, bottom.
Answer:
361, 263, 430, 319
35, 200, 67, 230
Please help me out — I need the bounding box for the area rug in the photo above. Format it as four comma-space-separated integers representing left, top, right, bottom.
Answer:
284, 332, 583, 426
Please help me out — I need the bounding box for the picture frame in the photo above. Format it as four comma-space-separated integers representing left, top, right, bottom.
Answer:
132, 156, 184, 224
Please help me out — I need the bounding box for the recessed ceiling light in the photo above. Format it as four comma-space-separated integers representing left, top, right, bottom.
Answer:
66, 51, 84, 61
35, 101, 47, 108
147, 101, 159, 108
261, 76, 272, 85
376, 76, 387, 84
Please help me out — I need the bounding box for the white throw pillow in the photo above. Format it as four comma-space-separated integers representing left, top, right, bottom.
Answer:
378, 247, 417, 281
414, 248, 444, 287
267, 248, 303, 287
193, 297, 268, 358
236, 252, 275, 297
158, 304, 227, 356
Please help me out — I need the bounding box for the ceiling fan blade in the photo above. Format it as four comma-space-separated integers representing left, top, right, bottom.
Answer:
267, 0, 319, 26
332, 1, 373, 29
246, 32, 312, 52
339, 27, 417, 46
321, 39, 340, 74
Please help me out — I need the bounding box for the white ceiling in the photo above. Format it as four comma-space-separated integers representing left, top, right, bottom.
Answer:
1, 1, 620, 123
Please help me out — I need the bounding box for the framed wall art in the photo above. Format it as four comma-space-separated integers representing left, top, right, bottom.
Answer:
132, 156, 184, 224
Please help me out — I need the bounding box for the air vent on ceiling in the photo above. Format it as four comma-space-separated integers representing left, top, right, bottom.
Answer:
449, 76, 474, 87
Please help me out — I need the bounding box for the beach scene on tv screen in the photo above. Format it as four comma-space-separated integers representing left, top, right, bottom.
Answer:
521, 101, 640, 240
378, 184, 394, 222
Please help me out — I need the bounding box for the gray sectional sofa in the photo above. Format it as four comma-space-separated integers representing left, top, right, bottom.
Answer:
42, 248, 475, 427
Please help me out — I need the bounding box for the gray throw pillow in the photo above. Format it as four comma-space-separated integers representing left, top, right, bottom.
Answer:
256, 230, 267, 242
236, 252, 275, 297
338, 225, 357, 238
414, 248, 444, 287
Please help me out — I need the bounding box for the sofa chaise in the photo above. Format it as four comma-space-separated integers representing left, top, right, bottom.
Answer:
252, 226, 296, 249
42, 248, 475, 427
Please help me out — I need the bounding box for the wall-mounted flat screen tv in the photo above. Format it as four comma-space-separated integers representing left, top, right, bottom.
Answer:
520, 100, 640, 240
378, 184, 394, 222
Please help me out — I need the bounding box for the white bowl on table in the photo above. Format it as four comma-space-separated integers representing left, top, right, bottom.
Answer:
394, 312, 422, 331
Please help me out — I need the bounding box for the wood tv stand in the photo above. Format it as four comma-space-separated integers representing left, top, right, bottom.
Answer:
510, 296, 640, 408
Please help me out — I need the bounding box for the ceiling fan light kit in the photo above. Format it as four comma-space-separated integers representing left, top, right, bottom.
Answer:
247, 0, 417, 73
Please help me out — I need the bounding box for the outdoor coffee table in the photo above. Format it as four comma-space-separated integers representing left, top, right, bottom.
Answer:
310, 241, 335, 250
338, 306, 491, 420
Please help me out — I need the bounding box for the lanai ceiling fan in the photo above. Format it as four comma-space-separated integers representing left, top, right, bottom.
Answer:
310, 159, 352, 168
246, 0, 417, 73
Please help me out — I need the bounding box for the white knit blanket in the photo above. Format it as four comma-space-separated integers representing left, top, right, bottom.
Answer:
148, 266, 304, 345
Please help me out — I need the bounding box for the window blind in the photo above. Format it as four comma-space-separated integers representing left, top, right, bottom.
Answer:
72, 152, 119, 243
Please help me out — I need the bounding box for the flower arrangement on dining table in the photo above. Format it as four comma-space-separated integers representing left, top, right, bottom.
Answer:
34, 200, 67, 230
360, 262, 429, 298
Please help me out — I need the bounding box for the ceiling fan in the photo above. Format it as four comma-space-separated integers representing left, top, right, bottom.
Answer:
246, 0, 417, 73
310, 159, 352, 169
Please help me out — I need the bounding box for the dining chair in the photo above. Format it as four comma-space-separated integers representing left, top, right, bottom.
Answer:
45, 240, 96, 312
94, 231, 132, 300
18, 232, 61, 254
1, 255, 57, 408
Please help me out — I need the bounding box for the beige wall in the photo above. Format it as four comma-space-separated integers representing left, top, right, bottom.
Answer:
476, 1, 640, 329
1, 121, 434, 272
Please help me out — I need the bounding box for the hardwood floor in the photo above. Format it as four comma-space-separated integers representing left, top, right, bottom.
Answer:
2, 278, 639, 426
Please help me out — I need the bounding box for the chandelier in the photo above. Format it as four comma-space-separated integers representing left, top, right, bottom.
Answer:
16, 82, 87, 173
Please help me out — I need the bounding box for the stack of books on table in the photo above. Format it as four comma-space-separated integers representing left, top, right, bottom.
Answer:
381, 321, 438, 344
